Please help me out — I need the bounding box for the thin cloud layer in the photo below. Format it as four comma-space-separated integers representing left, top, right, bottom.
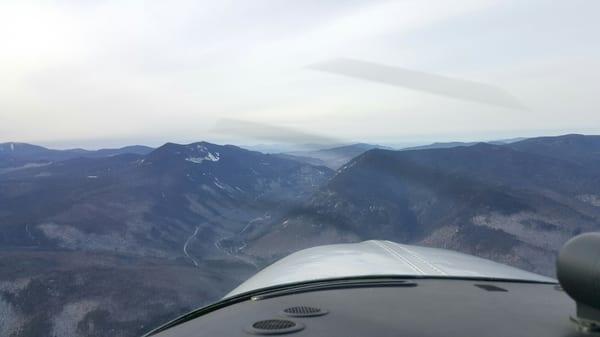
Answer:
0, 0, 599, 147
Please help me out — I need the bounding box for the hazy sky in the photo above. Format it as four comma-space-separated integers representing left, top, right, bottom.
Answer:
1, 0, 599, 148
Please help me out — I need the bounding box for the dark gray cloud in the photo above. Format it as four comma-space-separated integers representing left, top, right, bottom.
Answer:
309, 58, 526, 109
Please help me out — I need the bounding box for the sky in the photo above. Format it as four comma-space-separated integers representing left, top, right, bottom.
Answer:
1, 0, 599, 149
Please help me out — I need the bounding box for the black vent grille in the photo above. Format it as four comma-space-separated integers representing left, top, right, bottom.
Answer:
475, 284, 508, 292
253, 319, 296, 330
246, 319, 304, 335
282, 306, 328, 317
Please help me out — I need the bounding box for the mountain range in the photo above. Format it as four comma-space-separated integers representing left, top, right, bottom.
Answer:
1, 134, 600, 337
0, 142, 153, 171
245, 135, 600, 275
0, 141, 331, 337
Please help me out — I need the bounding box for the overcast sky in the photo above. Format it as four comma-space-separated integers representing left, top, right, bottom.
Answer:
1, 0, 599, 148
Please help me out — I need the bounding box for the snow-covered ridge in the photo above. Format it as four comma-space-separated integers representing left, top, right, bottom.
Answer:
185, 152, 220, 164
185, 144, 220, 164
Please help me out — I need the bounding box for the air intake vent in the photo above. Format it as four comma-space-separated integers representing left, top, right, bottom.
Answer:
475, 284, 508, 292
282, 306, 328, 317
246, 319, 304, 335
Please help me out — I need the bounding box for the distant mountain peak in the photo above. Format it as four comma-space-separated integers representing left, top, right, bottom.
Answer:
146, 141, 255, 168
152, 141, 225, 156
157, 141, 220, 150
281, 142, 393, 169
0, 142, 48, 153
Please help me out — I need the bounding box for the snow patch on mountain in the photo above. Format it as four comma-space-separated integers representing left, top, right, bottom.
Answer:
214, 180, 225, 190
185, 150, 220, 164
